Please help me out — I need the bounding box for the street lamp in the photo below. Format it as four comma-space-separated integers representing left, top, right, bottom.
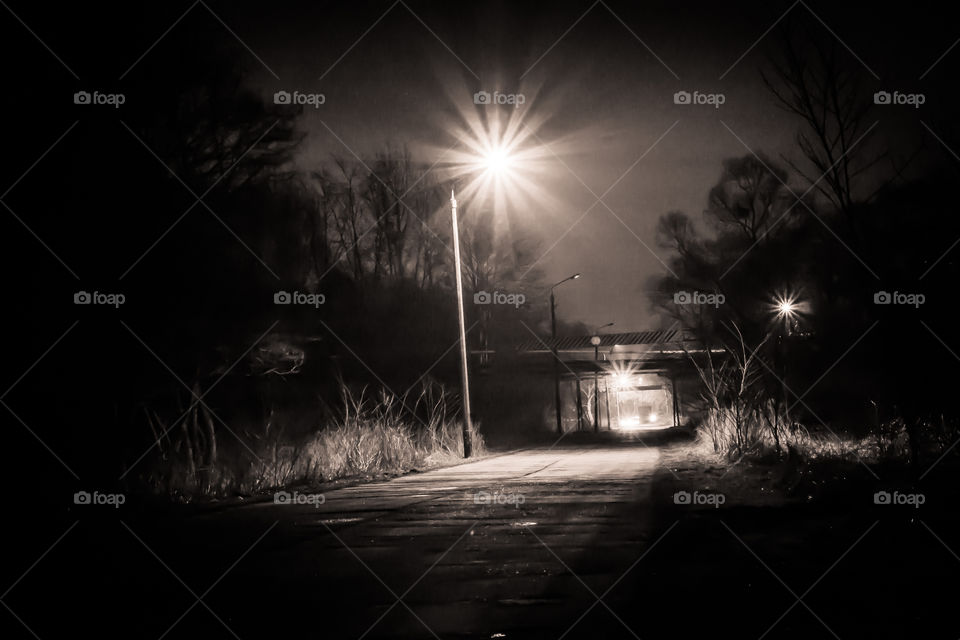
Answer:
591, 322, 614, 432
448, 144, 526, 458
773, 294, 799, 336
770, 291, 805, 428
441, 115, 555, 450
551, 273, 581, 435
450, 190, 473, 457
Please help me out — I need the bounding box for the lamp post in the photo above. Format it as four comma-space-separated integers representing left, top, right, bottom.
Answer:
777, 299, 797, 337
443, 127, 550, 452
451, 190, 473, 458
590, 322, 614, 432
773, 294, 799, 429
551, 273, 581, 435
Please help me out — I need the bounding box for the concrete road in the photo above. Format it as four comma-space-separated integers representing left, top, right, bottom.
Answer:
6, 436, 675, 640
10, 434, 956, 639
196, 440, 666, 639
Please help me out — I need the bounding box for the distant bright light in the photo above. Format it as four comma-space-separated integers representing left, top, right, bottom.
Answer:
773, 294, 799, 318
616, 416, 672, 431
648, 413, 658, 423
606, 362, 641, 391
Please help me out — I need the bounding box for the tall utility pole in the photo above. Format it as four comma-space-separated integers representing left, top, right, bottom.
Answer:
451, 190, 472, 458
550, 274, 580, 435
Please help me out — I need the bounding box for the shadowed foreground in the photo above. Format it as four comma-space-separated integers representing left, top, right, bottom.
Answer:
6, 434, 960, 639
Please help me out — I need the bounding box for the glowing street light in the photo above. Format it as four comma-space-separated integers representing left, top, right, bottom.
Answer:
776, 297, 797, 319
481, 145, 514, 175
551, 273, 581, 434
445, 124, 531, 456
435, 98, 568, 241
769, 290, 808, 424
439, 101, 569, 444
771, 293, 804, 336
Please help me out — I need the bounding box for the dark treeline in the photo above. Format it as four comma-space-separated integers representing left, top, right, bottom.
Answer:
2, 12, 550, 491
650, 14, 960, 444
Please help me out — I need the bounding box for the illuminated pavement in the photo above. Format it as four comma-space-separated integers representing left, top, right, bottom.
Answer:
184, 440, 667, 639
12, 436, 960, 639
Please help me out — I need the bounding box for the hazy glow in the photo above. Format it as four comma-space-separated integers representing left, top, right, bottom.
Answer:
616, 417, 673, 432
623, 424, 674, 431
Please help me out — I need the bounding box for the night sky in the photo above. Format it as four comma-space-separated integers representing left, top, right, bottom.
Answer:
6, 0, 958, 329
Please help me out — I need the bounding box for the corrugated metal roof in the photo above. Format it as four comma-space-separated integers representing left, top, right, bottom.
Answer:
516, 329, 684, 352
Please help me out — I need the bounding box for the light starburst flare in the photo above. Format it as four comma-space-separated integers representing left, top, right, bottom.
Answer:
429, 92, 574, 234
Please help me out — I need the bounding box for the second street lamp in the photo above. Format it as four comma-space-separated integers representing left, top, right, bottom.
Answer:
591, 322, 614, 432
551, 273, 581, 435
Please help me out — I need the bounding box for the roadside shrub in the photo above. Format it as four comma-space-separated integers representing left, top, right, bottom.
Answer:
137, 380, 484, 499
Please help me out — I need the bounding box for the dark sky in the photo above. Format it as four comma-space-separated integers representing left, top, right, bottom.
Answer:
9, 0, 956, 331
250, 1, 802, 330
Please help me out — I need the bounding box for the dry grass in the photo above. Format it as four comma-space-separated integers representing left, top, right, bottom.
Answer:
141, 381, 484, 499
693, 406, 959, 467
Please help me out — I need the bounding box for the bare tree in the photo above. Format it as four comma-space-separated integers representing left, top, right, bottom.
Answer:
707, 154, 791, 243
761, 20, 883, 228
314, 158, 368, 282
